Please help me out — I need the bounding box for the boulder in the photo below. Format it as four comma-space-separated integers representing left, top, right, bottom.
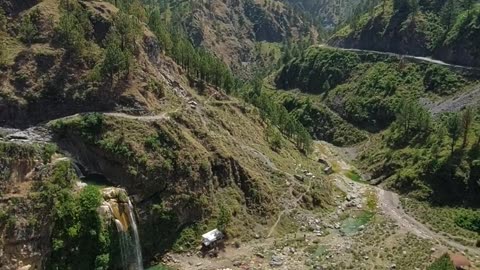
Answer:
270, 255, 284, 267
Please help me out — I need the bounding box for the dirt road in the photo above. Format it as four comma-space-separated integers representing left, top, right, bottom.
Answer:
378, 188, 480, 257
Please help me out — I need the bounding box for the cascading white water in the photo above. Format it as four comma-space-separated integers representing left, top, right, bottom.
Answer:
72, 163, 84, 178
114, 219, 130, 270
127, 200, 143, 270
102, 188, 144, 270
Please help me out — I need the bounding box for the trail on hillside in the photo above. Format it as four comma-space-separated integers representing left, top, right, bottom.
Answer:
267, 177, 312, 238
377, 188, 480, 256
0, 109, 182, 144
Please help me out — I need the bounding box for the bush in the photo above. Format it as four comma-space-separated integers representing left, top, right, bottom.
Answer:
423, 65, 463, 95
216, 204, 231, 231
41, 144, 58, 164
172, 226, 198, 252
454, 210, 480, 233
427, 254, 455, 270
19, 9, 41, 44
266, 125, 283, 151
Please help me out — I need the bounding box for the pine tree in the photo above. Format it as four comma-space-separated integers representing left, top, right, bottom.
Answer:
19, 10, 40, 45
56, 12, 86, 54
441, 0, 457, 30
0, 7, 6, 32
445, 113, 462, 155
0, 40, 6, 66
461, 107, 473, 148
113, 12, 140, 53
101, 32, 129, 81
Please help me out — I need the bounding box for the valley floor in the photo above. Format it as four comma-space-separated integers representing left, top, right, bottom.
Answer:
161, 142, 480, 270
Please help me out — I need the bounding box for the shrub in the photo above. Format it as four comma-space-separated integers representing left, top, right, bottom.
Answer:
41, 144, 58, 164
423, 65, 463, 95
172, 226, 198, 252
427, 254, 455, 270
454, 210, 480, 233
19, 9, 41, 44
216, 204, 231, 231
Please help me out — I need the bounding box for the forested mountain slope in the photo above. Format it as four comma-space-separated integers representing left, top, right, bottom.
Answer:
0, 0, 331, 268
329, 0, 480, 67
281, 0, 377, 28
274, 46, 480, 206
144, 0, 317, 77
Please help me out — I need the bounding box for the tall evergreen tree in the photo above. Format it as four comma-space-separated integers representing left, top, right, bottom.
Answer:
445, 113, 462, 154
461, 107, 474, 148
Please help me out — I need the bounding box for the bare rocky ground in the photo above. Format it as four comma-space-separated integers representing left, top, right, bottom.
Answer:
161, 141, 480, 270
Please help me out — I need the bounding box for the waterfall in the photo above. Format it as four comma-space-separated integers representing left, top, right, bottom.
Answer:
71, 163, 85, 178
114, 220, 130, 270
127, 199, 143, 270
101, 188, 144, 270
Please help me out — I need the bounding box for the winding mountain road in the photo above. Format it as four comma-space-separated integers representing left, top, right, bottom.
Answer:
319, 45, 480, 71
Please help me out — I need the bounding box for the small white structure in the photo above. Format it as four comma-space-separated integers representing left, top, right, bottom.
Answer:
201, 229, 224, 247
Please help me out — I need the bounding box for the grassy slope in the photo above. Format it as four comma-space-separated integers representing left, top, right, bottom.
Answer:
49, 76, 337, 255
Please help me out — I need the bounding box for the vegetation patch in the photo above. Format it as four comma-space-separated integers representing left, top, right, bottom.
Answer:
402, 198, 479, 245
427, 254, 456, 270
345, 170, 363, 183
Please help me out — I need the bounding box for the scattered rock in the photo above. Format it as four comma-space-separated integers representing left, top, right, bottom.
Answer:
294, 174, 304, 181
390, 263, 397, 269
346, 194, 356, 201
255, 253, 265, 258
270, 255, 284, 267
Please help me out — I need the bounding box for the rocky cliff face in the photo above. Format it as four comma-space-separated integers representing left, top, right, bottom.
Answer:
330, 13, 431, 56
0, 143, 61, 270
282, 0, 363, 27
182, 0, 314, 76
329, 2, 480, 67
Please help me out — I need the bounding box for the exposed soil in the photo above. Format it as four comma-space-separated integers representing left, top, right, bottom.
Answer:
421, 85, 480, 115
